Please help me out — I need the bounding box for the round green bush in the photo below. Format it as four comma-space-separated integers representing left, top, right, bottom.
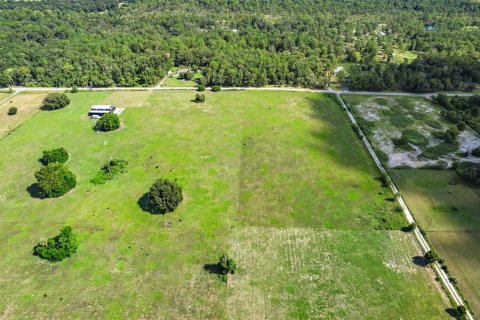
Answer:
7, 106, 17, 115
94, 113, 120, 132
194, 93, 205, 103
197, 84, 206, 92
34, 163, 77, 198
40, 147, 69, 165
148, 178, 183, 214
41, 93, 71, 111
211, 85, 221, 92
33, 226, 79, 262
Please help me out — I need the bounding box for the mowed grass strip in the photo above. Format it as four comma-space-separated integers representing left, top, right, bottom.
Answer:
390, 168, 480, 315
0, 92, 47, 139
0, 91, 444, 318
228, 227, 449, 319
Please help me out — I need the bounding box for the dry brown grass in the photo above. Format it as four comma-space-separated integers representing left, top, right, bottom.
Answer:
0, 93, 47, 138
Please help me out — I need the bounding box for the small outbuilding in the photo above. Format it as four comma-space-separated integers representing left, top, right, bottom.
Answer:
89, 105, 116, 117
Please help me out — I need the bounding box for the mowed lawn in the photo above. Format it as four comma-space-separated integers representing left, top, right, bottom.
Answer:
0, 91, 448, 319
391, 169, 480, 315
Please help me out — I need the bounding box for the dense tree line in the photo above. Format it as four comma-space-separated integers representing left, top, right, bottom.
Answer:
349, 53, 480, 92
0, 0, 478, 89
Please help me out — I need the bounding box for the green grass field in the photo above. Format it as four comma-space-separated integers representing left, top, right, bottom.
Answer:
0, 91, 449, 318
392, 49, 418, 64
391, 169, 480, 315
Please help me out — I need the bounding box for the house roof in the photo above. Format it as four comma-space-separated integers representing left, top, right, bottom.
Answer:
91, 105, 114, 110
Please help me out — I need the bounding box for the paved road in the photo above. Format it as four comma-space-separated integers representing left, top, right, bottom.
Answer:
336, 94, 474, 320
2, 86, 477, 97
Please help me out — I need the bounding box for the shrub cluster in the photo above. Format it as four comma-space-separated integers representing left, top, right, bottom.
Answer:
35, 162, 77, 198
40, 147, 69, 165
33, 226, 79, 262
424, 250, 440, 264
7, 106, 17, 115
211, 85, 221, 92
91, 159, 128, 184
458, 163, 480, 185
197, 84, 206, 92
148, 178, 183, 214
41, 93, 71, 110
94, 113, 120, 132
219, 254, 237, 275
194, 93, 205, 103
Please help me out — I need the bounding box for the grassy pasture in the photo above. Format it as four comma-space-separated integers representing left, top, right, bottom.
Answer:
391, 169, 480, 315
229, 228, 448, 319
100, 90, 153, 107
0, 91, 449, 318
0, 92, 47, 139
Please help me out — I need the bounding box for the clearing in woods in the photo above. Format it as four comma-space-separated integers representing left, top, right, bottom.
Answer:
0, 90, 449, 318
390, 168, 480, 315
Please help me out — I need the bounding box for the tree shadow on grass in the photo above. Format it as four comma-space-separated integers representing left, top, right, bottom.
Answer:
137, 192, 152, 213
412, 255, 428, 267
203, 262, 223, 275
26, 183, 44, 199
445, 308, 460, 318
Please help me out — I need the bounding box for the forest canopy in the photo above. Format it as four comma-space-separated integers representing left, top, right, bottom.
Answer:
0, 0, 478, 91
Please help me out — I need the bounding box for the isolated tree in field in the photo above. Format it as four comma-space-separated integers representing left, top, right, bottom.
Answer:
41, 93, 70, 110
219, 254, 237, 275
147, 178, 183, 214
33, 226, 79, 262
194, 93, 205, 103
40, 147, 69, 165
7, 106, 17, 115
34, 163, 76, 198
211, 85, 221, 92
94, 113, 120, 132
